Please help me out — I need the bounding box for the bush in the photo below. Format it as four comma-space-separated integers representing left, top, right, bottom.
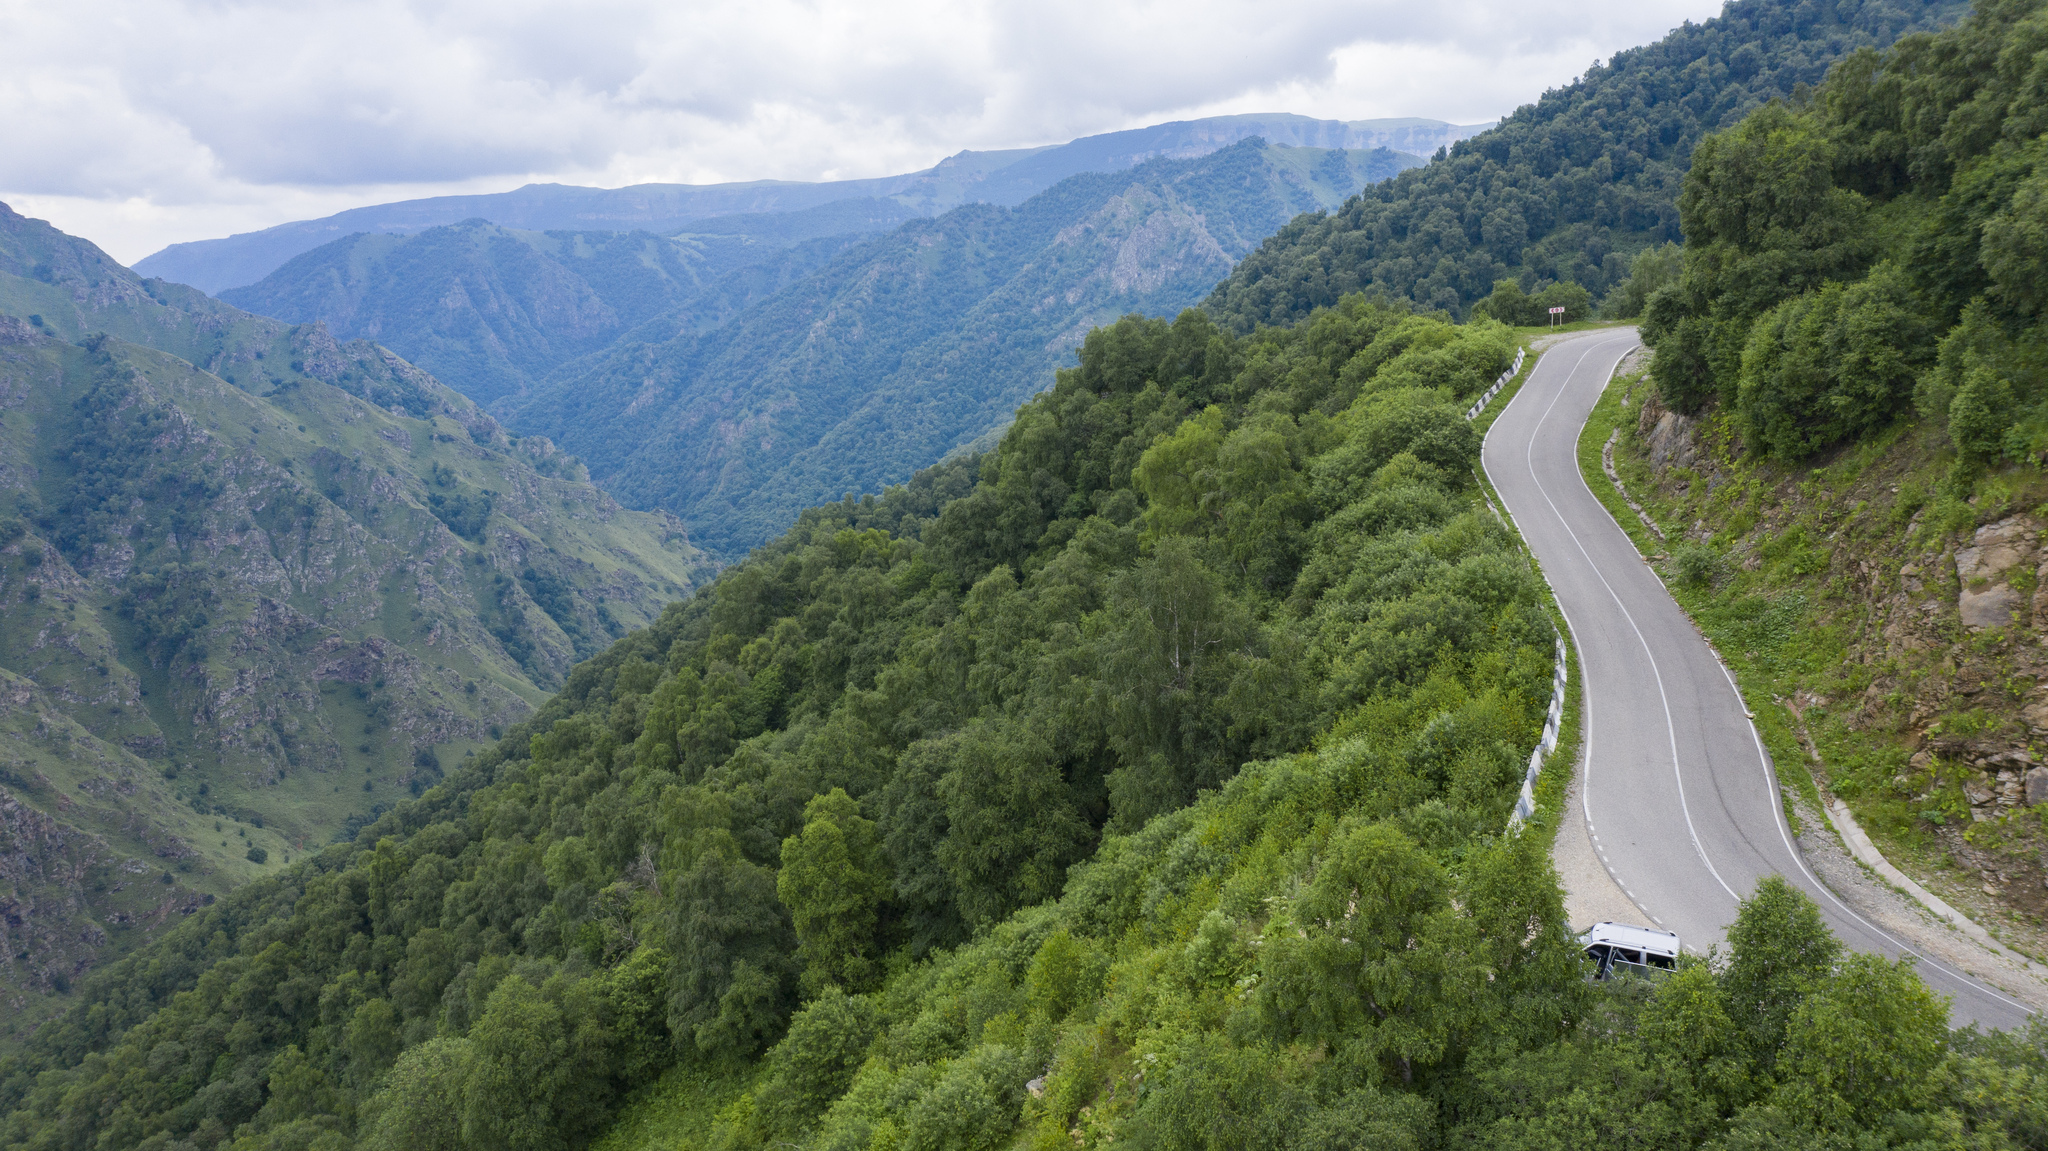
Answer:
1949, 367, 2017, 463
1602, 243, 1683, 319
1734, 265, 1924, 459
1472, 279, 1594, 326
246, 846, 268, 864
1671, 543, 1723, 589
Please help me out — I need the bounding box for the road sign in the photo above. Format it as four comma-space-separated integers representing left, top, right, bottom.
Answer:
1548, 307, 1566, 314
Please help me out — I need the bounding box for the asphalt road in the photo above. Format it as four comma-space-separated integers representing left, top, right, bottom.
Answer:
1482, 326, 2032, 1031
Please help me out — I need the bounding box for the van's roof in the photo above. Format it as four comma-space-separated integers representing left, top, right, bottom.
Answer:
1578, 921, 1681, 957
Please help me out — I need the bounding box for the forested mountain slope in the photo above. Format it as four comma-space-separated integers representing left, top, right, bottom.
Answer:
506, 140, 1413, 557
134, 114, 1462, 294
1603, 0, 2048, 937
218, 224, 864, 407
0, 204, 708, 1032
1203, 0, 1967, 329
4, 288, 2042, 1151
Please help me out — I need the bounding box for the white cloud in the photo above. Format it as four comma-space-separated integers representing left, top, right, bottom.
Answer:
0, 0, 1724, 262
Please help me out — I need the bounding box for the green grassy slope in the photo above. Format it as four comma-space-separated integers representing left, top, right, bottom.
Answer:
0, 203, 710, 1032
1202, 0, 1967, 328
508, 140, 1413, 557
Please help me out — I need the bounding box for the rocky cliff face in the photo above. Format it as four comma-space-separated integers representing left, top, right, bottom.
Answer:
0, 203, 711, 1034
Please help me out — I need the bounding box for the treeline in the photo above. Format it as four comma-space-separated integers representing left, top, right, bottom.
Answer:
1646, 0, 2048, 470
1203, 0, 1965, 330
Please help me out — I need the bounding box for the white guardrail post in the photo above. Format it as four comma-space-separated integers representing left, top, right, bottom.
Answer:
1464, 347, 1525, 422
1509, 632, 1568, 827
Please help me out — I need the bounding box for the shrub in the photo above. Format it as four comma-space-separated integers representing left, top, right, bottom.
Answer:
1672, 543, 1724, 589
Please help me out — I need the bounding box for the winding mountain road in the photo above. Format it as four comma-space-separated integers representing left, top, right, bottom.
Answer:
1483, 326, 2032, 1031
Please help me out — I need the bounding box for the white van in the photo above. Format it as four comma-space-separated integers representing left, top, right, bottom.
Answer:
1578, 922, 1680, 980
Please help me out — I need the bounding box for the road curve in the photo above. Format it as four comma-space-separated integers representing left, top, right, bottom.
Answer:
1482, 326, 2031, 1031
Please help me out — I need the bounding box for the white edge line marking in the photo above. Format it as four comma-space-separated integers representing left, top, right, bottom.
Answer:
1717, 658, 2035, 1017
1512, 334, 1740, 904
1502, 330, 2031, 1021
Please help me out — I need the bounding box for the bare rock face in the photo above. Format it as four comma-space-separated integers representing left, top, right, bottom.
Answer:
1644, 408, 1701, 473
1960, 584, 2023, 628
2027, 766, 2048, 807
1955, 518, 2031, 580
1965, 773, 1999, 809
1954, 517, 2039, 630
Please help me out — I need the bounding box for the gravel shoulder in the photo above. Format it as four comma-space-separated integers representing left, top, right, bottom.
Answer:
1553, 765, 1656, 934
1790, 792, 2048, 1013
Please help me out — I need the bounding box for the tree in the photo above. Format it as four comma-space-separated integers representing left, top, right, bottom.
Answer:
663, 844, 799, 1057
1248, 821, 1484, 1082
358, 1038, 469, 1151
1721, 877, 1841, 1065
1983, 166, 2048, 321
1098, 539, 1255, 827
1949, 367, 2017, 463
1649, 102, 1876, 413
934, 723, 1092, 925
1772, 952, 1950, 1129
1735, 265, 1927, 459
1604, 244, 1684, 319
461, 978, 571, 1151
1472, 280, 1537, 326
345, 998, 401, 1086
778, 789, 892, 994
754, 988, 880, 1138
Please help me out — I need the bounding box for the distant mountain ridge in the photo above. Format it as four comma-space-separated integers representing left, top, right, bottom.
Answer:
133, 114, 1486, 293
504, 139, 1411, 555
218, 224, 865, 406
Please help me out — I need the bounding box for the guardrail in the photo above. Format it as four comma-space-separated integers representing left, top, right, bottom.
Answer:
1466, 343, 1555, 828
1509, 633, 1568, 827
1464, 347, 1526, 421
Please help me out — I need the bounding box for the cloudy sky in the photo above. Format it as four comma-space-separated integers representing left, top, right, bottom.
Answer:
1, 0, 1724, 264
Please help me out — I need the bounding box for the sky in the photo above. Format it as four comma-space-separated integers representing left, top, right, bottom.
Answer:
0, 0, 1726, 265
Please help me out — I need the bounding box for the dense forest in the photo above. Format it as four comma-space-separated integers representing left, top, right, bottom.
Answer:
6, 284, 2048, 1149
1644, 0, 2048, 470
1202, 0, 1968, 330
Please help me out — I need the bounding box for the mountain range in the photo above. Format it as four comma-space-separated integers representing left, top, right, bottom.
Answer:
133, 114, 1484, 295
175, 0, 1971, 565
219, 226, 857, 408
0, 202, 708, 1031
222, 141, 1419, 555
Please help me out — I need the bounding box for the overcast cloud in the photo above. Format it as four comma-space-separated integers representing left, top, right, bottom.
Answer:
0, 0, 1723, 263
